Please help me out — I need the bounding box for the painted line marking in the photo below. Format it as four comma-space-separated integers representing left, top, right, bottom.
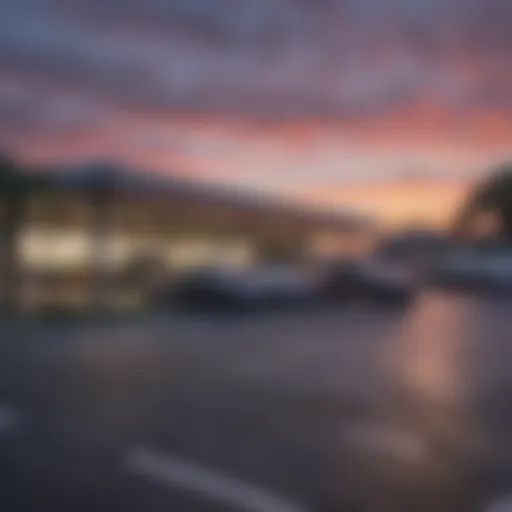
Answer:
485, 495, 512, 512
125, 446, 307, 512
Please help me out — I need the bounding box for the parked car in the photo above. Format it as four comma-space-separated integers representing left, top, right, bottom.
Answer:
153, 266, 319, 312
429, 249, 512, 293
428, 250, 482, 289
239, 266, 319, 308
485, 255, 512, 290
322, 257, 417, 307
156, 268, 246, 312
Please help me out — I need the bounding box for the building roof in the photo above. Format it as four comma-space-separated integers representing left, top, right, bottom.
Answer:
47, 162, 372, 233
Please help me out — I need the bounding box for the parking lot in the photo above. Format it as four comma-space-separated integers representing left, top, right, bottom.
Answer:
1, 290, 512, 511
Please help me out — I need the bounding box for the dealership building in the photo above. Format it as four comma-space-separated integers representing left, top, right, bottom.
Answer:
18, 163, 372, 309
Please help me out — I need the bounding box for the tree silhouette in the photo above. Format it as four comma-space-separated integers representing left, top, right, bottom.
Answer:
0, 154, 48, 314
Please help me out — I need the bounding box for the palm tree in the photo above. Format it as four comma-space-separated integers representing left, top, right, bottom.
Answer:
0, 154, 48, 315
456, 164, 512, 241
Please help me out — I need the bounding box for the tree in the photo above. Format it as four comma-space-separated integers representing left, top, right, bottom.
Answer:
0, 154, 48, 314
456, 164, 512, 241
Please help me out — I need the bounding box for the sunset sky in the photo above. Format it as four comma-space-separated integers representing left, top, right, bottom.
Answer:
0, 0, 511, 227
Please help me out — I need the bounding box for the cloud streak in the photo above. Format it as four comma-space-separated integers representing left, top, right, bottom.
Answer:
0, 0, 510, 128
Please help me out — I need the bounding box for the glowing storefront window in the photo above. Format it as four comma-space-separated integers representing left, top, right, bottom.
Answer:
20, 227, 90, 270
20, 228, 137, 270
165, 238, 254, 270
20, 227, 255, 272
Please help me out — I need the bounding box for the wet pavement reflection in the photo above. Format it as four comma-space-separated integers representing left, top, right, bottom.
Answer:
1, 292, 512, 511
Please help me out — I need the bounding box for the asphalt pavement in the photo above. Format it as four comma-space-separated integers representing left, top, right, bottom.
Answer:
1, 291, 512, 511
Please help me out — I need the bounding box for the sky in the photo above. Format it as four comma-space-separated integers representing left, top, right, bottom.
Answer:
0, 0, 511, 227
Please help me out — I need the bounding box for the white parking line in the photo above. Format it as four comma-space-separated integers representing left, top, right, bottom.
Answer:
125, 446, 307, 512
485, 495, 512, 512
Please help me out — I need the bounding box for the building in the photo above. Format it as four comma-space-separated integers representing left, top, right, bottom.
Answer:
19, 163, 372, 310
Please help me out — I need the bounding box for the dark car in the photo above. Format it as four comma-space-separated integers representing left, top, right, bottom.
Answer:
152, 268, 245, 312
322, 257, 417, 307
153, 266, 319, 313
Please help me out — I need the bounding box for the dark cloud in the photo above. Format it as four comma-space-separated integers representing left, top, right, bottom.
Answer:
0, 77, 108, 138
0, 0, 510, 134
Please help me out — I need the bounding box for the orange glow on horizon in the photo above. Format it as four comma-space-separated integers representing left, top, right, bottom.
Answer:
298, 179, 473, 229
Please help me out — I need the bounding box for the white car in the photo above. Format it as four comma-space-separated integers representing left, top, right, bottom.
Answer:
432, 249, 512, 292
480, 254, 512, 289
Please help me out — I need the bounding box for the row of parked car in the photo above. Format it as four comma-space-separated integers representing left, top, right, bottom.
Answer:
151, 239, 512, 313
152, 257, 417, 313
